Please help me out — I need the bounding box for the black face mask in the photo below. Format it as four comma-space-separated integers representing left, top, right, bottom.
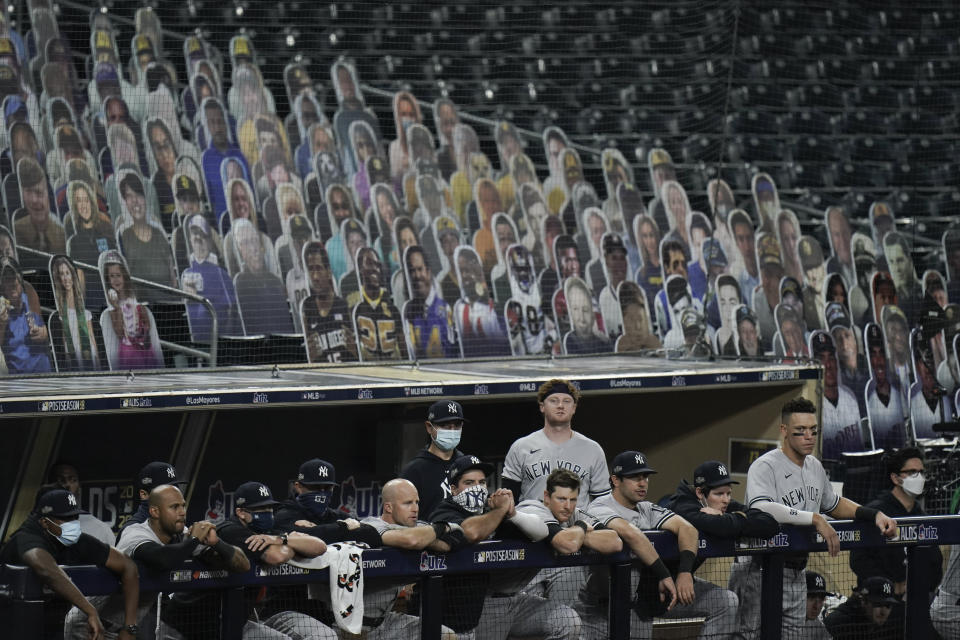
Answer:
296, 489, 333, 517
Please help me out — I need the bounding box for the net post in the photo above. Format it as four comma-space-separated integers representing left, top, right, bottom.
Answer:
419, 574, 443, 640
219, 586, 246, 640
759, 554, 784, 640
609, 561, 632, 640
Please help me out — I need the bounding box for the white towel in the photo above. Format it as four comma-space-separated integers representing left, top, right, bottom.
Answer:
289, 542, 365, 634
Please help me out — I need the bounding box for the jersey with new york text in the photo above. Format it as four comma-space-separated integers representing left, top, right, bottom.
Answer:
746, 448, 839, 514
502, 429, 610, 510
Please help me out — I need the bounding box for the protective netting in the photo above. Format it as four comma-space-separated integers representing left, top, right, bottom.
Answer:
0, 0, 950, 392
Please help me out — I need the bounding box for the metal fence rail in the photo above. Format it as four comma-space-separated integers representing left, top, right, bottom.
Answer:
1, 515, 956, 640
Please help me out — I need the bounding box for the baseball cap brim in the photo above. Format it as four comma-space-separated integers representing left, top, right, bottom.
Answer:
431, 415, 470, 424
244, 497, 281, 509
700, 478, 739, 488
451, 461, 494, 482
620, 467, 657, 477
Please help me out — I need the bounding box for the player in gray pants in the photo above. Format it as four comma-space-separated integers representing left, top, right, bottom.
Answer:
931, 538, 960, 639
730, 398, 898, 639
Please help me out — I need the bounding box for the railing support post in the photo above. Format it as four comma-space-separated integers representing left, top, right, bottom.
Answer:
609, 561, 632, 640
760, 554, 784, 640
420, 575, 443, 640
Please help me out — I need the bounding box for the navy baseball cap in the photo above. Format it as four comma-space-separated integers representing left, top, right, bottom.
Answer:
447, 454, 494, 484
857, 576, 898, 605
693, 460, 738, 489
611, 451, 657, 477
810, 331, 836, 357
37, 489, 82, 518
297, 458, 337, 485
825, 302, 851, 331
427, 400, 468, 424
806, 571, 830, 596
137, 461, 185, 492
234, 481, 281, 509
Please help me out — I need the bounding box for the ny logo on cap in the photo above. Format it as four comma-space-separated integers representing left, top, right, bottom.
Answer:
470, 456, 480, 464
67, 494, 77, 506
166, 467, 175, 478
317, 466, 329, 477
448, 402, 458, 414
634, 454, 645, 465
717, 464, 728, 477
259, 485, 269, 497
882, 582, 891, 595
816, 576, 824, 588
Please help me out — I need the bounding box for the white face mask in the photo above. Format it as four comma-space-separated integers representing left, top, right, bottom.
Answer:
452, 485, 488, 514
901, 473, 925, 497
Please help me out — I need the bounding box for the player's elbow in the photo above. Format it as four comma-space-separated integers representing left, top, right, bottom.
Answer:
589, 530, 623, 554
551, 535, 582, 555
261, 545, 293, 565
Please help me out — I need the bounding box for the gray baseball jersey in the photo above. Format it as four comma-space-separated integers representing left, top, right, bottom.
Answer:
516, 499, 602, 530
745, 448, 839, 514
117, 521, 193, 557
586, 492, 676, 531
502, 429, 611, 509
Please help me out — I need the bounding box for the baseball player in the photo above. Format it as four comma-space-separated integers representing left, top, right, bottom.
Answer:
501, 378, 610, 510
274, 458, 382, 547
214, 481, 337, 640
664, 460, 778, 541
728, 397, 897, 639
801, 571, 833, 639
116, 484, 250, 638
357, 478, 460, 639
399, 399, 467, 518
931, 532, 960, 639
823, 576, 901, 639
2, 489, 141, 640
518, 468, 623, 604
429, 455, 580, 640
120, 461, 187, 534
577, 451, 737, 639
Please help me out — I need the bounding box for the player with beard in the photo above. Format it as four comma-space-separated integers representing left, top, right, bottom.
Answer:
728, 398, 897, 639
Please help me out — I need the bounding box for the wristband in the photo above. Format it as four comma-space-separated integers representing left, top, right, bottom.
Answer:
431, 522, 448, 538
280, 534, 288, 546
854, 506, 879, 523
212, 539, 235, 560
573, 520, 589, 533
677, 550, 697, 574
647, 558, 672, 581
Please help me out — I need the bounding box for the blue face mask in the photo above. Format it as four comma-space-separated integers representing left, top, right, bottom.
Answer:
433, 427, 461, 452
297, 490, 333, 517
247, 511, 275, 533
51, 519, 82, 546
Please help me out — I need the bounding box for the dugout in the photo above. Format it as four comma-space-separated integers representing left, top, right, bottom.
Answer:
0, 354, 820, 540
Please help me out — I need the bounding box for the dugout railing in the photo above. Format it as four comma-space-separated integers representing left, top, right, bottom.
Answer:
1, 515, 957, 640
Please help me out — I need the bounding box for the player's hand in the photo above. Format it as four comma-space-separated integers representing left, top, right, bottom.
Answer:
288, 531, 309, 539
245, 534, 278, 552
188, 521, 212, 541
658, 576, 678, 611
343, 518, 360, 530
117, 628, 135, 640
675, 571, 695, 605
85, 611, 105, 640
699, 506, 723, 516
294, 519, 316, 528
875, 512, 897, 538
203, 526, 219, 546
813, 514, 840, 557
